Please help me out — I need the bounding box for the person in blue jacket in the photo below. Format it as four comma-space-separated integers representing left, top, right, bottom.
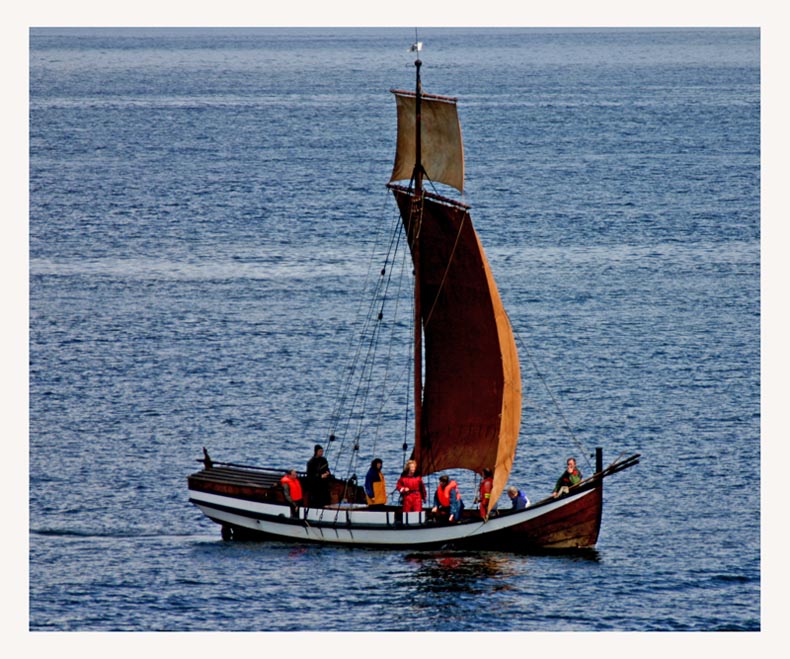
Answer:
507, 486, 528, 510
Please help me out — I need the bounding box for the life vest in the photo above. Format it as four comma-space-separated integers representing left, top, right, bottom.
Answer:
479, 476, 493, 512
436, 480, 460, 507
280, 474, 303, 501
480, 478, 494, 517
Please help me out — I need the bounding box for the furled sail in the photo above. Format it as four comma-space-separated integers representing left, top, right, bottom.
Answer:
389, 188, 522, 515
389, 90, 465, 193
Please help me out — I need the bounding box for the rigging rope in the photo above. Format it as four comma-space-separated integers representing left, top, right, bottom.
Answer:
355, 221, 410, 454
322, 195, 417, 483
325, 197, 401, 441
513, 329, 592, 470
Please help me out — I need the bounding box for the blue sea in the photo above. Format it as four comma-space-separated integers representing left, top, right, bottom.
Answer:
27, 27, 761, 639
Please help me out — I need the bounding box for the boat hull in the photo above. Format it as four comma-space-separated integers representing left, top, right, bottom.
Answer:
463, 484, 602, 550
187, 465, 604, 551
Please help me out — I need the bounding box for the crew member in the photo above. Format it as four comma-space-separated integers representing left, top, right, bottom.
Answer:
552, 457, 582, 498
396, 459, 426, 513
432, 474, 464, 523
307, 444, 332, 507
364, 458, 387, 508
478, 468, 494, 517
280, 469, 303, 517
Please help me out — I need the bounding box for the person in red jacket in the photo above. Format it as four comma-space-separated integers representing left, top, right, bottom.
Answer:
477, 468, 494, 518
396, 459, 426, 513
280, 469, 303, 517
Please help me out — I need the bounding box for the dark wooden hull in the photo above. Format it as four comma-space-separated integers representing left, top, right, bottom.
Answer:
463, 483, 602, 551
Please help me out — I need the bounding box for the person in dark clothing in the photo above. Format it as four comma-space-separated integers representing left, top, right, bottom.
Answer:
306, 444, 332, 507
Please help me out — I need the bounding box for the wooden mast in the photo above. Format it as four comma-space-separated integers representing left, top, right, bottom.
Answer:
412, 55, 424, 460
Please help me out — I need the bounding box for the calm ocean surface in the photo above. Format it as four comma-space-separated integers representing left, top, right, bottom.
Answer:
28, 28, 760, 634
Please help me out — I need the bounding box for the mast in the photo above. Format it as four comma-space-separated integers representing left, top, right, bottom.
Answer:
414, 57, 423, 194
388, 52, 520, 508
412, 54, 423, 456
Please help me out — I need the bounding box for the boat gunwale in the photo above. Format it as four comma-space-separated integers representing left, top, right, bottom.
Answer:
188, 452, 638, 518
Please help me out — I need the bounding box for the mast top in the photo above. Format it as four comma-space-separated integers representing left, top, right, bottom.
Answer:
409, 28, 422, 56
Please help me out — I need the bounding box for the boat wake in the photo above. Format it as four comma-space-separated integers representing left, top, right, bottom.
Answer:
30, 527, 200, 540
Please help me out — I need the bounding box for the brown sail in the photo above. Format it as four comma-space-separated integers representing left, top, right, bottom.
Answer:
389, 90, 465, 193
389, 187, 522, 515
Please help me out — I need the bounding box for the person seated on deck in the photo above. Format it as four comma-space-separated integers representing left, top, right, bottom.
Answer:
306, 444, 332, 507
552, 457, 582, 498
507, 485, 529, 510
280, 469, 303, 518
431, 474, 465, 523
364, 458, 387, 509
396, 459, 426, 513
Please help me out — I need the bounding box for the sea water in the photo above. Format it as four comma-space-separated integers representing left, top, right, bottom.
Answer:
28, 28, 760, 633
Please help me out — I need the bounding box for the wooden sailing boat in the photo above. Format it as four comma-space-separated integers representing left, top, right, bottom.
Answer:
187, 50, 639, 551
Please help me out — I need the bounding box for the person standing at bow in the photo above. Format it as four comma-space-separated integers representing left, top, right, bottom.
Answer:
364, 458, 387, 508
477, 468, 494, 518
396, 459, 426, 513
307, 444, 332, 507
431, 474, 465, 523
552, 457, 582, 498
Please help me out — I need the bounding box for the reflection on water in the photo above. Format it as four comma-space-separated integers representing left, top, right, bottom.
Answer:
520, 547, 602, 563
405, 551, 515, 594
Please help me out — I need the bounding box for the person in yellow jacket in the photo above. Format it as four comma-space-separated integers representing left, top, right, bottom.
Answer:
364, 458, 387, 508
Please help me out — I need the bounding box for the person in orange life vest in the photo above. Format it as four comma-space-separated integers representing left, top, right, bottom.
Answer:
364, 458, 387, 508
280, 469, 303, 517
477, 468, 494, 517
396, 459, 426, 513
431, 474, 465, 523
